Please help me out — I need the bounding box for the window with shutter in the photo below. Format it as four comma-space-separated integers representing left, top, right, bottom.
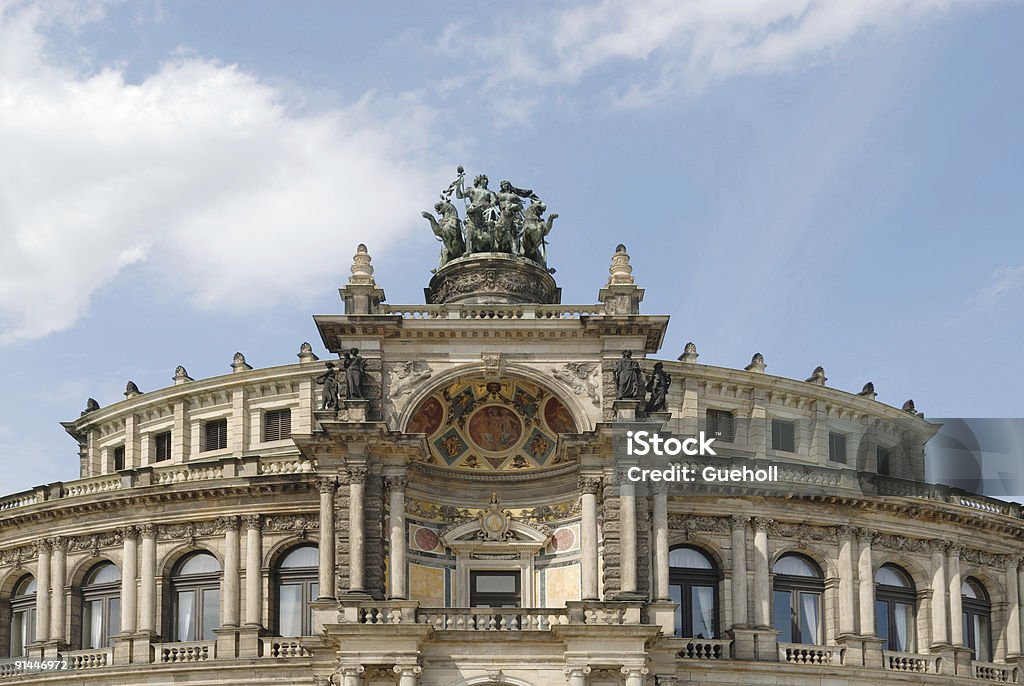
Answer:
154, 431, 172, 461
263, 408, 292, 442
828, 432, 847, 463
203, 419, 228, 452
706, 409, 735, 443
771, 419, 796, 453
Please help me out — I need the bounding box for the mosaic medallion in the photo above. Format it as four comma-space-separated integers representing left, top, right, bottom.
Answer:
468, 406, 523, 452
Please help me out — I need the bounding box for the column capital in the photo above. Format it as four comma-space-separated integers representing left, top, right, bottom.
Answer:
620, 665, 650, 676
385, 475, 408, 492
855, 527, 878, 543
392, 664, 422, 676
948, 543, 966, 557
243, 514, 262, 531
1007, 554, 1024, 570
216, 515, 241, 531
34, 538, 52, 555
116, 526, 139, 541
48, 536, 69, 553
139, 523, 157, 537
315, 476, 338, 493
564, 666, 592, 677
579, 476, 603, 494
346, 467, 368, 484
338, 665, 365, 676
835, 525, 855, 539
730, 514, 749, 529
751, 517, 773, 532
928, 540, 950, 554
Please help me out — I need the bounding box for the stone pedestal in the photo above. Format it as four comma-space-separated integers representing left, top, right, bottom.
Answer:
342, 399, 370, 423
647, 601, 678, 636
426, 253, 560, 305
647, 411, 672, 424
613, 400, 642, 421
238, 625, 263, 658
112, 634, 133, 666
835, 635, 883, 667
129, 632, 157, 665
951, 645, 974, 676
729, 627, 779, 661
213, 626, 239, 659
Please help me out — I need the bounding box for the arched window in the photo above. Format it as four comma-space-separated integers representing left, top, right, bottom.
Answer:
81, 562, 120, 649
773, 553, 824, 644
170, 552, 220, 642
9, 576, 36, 657
275, 545, 318, 637
668, 546, 718, 638
962, 578, 992, 661
874, 564, 916, 652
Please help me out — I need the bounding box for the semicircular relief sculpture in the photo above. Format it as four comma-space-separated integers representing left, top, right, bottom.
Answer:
405, 378, 578, 472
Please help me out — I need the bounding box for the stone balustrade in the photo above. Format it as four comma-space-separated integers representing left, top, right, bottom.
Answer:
382, 303, 604, 320
63, 648, 112, 670
156, 641, 215, 663
973, 660, 1019, 682
883, 650, 940, 673
676, 639, 732, 660
154, 463, 224, 485
261, 639, 314, 658
61, 475, 121, 498
777, 643, 845, 666
417, 608, 569, 631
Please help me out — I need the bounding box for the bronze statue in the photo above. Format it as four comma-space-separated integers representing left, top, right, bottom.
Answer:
496, 180, 537, 254
456, 173, 498, 253
613, 350, 645, 401
422, 198, 466, 266
521, 200, 557, 265
343, 348, 367, 399
315, 362, 340, 410
644, 362, 671, 413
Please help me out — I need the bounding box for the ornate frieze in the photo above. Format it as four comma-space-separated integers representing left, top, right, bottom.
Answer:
768, 521, 838, 543
262, 514, 319, 533
667, 515, 730, 534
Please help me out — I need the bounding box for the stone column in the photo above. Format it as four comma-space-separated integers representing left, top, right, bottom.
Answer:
138, 524, 157, 633
857, 529, 876, 636
316, 477, 338, 599
930, 541, 949, 646
652, 483, 670, 601
49, 537, 67, 642
348, 467, 368, 593
837, 526, 856, 636
730, 515, 748, 628
619, 475, 638, 595
244, 515, 262, 627
948, 544, 964, 646
386, 476, 408, 599
565, 667, 590, 686
621, 666, 648, 686
580, 477, 602, 601
221, 516, 240, 627
339, 665, 364, 686
34, 540, 51, 642
752, 518, 772, 627
1007, 557, 1022, 658
120, 527, 138, 634
393, 665, 421, 686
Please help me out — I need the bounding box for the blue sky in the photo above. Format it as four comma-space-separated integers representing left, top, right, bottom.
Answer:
1, 0, 1022, 494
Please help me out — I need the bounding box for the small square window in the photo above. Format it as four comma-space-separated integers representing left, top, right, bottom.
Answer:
113, 445, 125, 471
263, 409, 292, 442
771, 419, 796, 453
154, 432, 172, 462
706, 409, 735, 443
203, 419, 228, 452
828, 432, 847, 463
877, 447, 891, 476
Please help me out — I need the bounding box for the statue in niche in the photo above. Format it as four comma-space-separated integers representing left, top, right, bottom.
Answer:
520, 200, 557, 266
613, 350, 645, 401
422, 198, 466, 267
315, 362, 340, 410
342, 348, 367, 400
644, 362, 672, 413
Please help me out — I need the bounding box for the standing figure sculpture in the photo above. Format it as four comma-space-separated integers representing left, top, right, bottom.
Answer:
496, 180, 538, 254
422, 198, 466, 267
521, 200, 558, 266
315, 362, 341, 410
343, 348, 367, 400
456, 173, 498, 253
613, 350, 645, 401
645, 362, 672, 413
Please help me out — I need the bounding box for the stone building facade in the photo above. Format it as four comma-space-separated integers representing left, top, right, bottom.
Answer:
0, 241, 1021, 686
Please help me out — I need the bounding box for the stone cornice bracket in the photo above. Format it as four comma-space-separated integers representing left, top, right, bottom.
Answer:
315, 476, 339, 493
579, 476, 603, 495
751, 517, 773, 532
243, 514, 262, 530
481, 352, 504, 379
346, 467, 368, 484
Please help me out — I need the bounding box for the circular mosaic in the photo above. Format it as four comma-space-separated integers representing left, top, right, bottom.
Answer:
551, 527, 576, 551
413, 526, 440, 552
468, 406, 523, 452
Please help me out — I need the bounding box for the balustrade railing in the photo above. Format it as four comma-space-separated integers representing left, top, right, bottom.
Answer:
62, 475, 120, 498
156, 641, 215, 663
261, 639, 313, 658
0, 659, 25, 679
973, 660, 1019, 682
777, 643, 844, 666
676, 638, 732, 660
154, 464, 223, 485
417, 608, 568, 630
63, 648, 112, 670
383, 304, 604, 320
882, 649, 939, 673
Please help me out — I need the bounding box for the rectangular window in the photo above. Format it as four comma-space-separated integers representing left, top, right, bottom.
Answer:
203, 419, 228, 452
877, 447, 891, 475
113, 445, 125, 471
771, 419, 796, 453
828, 432, 847, 463
263, 408, 292, 442
469, 570, 521, 608
706, 409, 735, 443
154, 431, 172, 462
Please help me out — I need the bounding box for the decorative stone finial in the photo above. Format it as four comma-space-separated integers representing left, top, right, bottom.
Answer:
678, 341, 699, 363
81, 398, 100, 416
124, 381, 142, 398
298, 342, 319, 364
858, 382, 877, 400
349, 244, 376, 286
231, 352, 253, 373
745, 353, 766, 373
805, 366, 827, 385
173, 365, 193, 385
607, 244, 634, 286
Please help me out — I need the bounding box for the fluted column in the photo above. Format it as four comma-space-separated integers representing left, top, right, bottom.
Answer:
244, 515, 262, 627
857, 528, 876, 636
730, 515, 748, 628
49, 537, 67, 642
34, 540, 51, 642
948, 544, 964, 646
930, 541, 949, 645
837, 526, 856, 636
386, 476, 408, 599
221, 516, 240, 627
138, 524, 157, 633
619, 476, 638, 594
119, 527, 138, 634
1007, 556, 1022, 657
580, 477, 601, 601
652, 483, 670, 601
348, 467, 367, 592
316, 477, 338, 599
752, 518, 771, 627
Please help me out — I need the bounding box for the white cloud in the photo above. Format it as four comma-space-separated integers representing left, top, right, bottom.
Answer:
0, 2, 445, 342
971, 265, 1024, 311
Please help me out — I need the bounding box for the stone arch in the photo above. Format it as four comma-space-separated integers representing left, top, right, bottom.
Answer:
0, 567, 35, 659
446, 674, 536, 686
667, 535, 727, 573
0, 566, 34, 600
68, 554, 119, 590
871, 552, 930, 593
159, 544, 223, 641
159, 543, 224, 580
264, 536, 319, 571
959, 567, 1006, 606
771, 543, 835, 581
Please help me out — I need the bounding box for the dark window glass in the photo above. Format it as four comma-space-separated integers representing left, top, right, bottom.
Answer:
773, 554, 823, 644
875, 564, 916, 652
154, 431, 172, 461
771, 420, 796, 453
877, 447, 891, 475
113, 446, 125, 471
828, 432, 846, 463
275, 545, 318, 637
962, 578, 992, 661
469, 571, 521, 608
669, 545, 719, 638
203, 419, 228, 452
10, 575, 36, 657
263, 409, 292, 442
170, 552, 221, 641
706, 410, 735, 443
81, 562, 121, 649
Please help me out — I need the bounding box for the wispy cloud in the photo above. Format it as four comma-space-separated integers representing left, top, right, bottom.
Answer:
970, 265, 1024, 311
0, 2, 447, 343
